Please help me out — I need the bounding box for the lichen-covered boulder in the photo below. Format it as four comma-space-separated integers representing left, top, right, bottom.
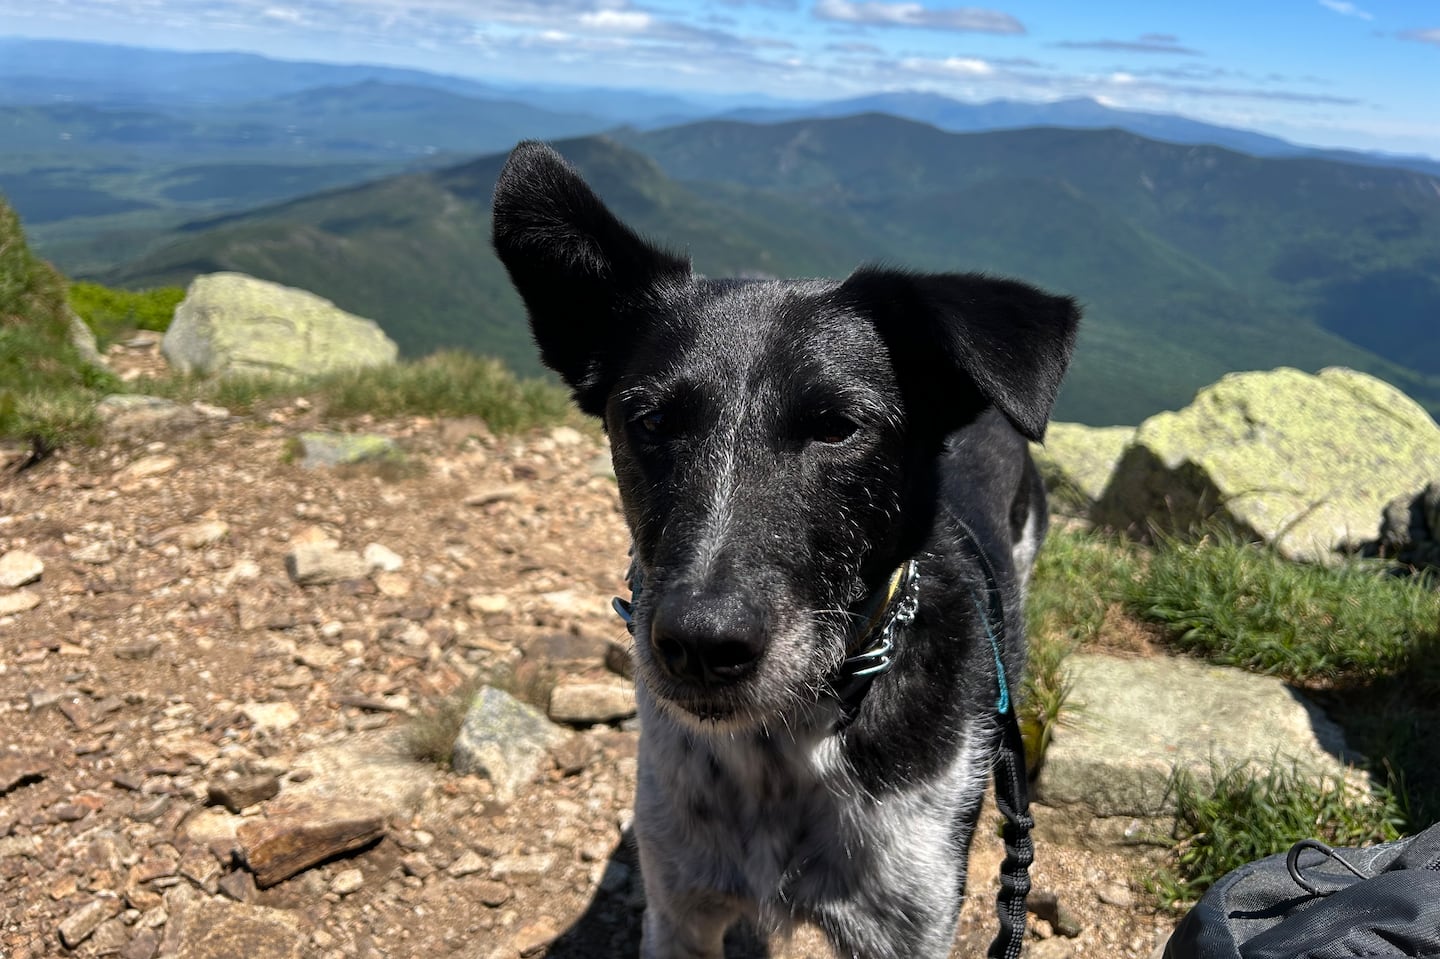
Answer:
1093, 367, 1440, 562
162, 272, 397, 378
1032, 422, 1135, 517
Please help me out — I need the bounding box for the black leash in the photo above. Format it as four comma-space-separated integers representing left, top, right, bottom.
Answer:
951, 519, 1035, 959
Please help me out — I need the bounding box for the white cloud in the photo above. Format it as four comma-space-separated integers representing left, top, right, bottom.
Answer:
898, 55, 995, 77
579, 9, 652, 32
813, 0, 1023, 34
1318, 0, 1373, 21
261, 6, 304, 25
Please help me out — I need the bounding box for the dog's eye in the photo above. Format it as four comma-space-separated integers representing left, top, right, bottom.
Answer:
636, 410, 667, 437
809, 414, 858, 445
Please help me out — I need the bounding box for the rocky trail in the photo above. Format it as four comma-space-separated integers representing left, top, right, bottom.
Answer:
0, 345, 1176, 959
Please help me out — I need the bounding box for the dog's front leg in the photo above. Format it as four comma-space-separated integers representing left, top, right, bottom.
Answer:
639, 891, 736, 959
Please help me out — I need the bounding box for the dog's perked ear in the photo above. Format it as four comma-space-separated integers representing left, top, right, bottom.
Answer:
839, 268, 1080, 441
491, 141, 691, 415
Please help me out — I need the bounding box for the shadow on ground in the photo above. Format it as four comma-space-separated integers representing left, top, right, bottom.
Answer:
548, 829, 771, 958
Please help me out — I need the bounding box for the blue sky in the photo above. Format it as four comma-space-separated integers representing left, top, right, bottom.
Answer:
4, 0, 1438, 156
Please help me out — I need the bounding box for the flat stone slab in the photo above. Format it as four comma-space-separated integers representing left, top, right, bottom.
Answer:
1035, 653, 1362, 821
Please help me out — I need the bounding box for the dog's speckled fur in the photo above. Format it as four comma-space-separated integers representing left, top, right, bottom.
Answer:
492, 141, 1079, 958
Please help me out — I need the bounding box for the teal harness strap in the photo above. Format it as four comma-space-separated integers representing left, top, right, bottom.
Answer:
951, 518, 1033, 959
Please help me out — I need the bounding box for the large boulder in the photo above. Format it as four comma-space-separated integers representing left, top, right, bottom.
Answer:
1032, 422, 1135, 517
162, 272, 397, 378
1093, 367, 1440, 562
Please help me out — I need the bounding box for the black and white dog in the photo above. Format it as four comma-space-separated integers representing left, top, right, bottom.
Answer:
492, 141, 1079, 959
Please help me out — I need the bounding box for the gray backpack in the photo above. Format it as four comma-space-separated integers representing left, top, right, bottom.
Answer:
1163, 823, 1440, 958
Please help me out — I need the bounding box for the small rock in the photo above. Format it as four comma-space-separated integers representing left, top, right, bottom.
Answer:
0, 590, 42, 615
1097, 881, 1135, 908
490, 853, 555, 880
96, 394, 201, 434
548, 678, 637, 726
57, 896, 121, 948
513, 917, 559, 957
523, 632, 608, 671
285, 542, 370, 586
208, 774, 281, 813
463, 485, 523, 507
549, 426, 583, 445
538, 589, 594, 618
70, 541, 117, 564
0, 549, 44, 588
236, 798, 386, 888
400, 853, 434, 879
363, 543, 403, 572
330, 867, 364, 895
178, 520, 230, 549
1029, 890, 1083, 939
466, 594, 510, 615
218, 870, 256, 903
451, 686, 567, 803
115, 454, 179, 483
550, 736, 597, 776
124, 927, 161, 959
241, 702, 300, 732
374, 571, 411, 597
157, 889, 309, 958
446, 849, 486, 878
0, 754, 48, 795
296, 431, 400, 468
477, 880, 511, 907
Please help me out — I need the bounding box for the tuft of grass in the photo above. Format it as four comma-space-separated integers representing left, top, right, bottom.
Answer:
137, 350, 578, 435
316, 351, 576, 431
67, 281, 184, 347
1126, 532, 1440, 683
0, 200, 121, 454
142, 370, 304, 414
1148, 759, 1405, 908
403, 677, 483, 769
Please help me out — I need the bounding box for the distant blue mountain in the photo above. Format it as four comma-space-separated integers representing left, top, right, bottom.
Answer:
717, 91, 1440, 178
3, 37, 1436, 178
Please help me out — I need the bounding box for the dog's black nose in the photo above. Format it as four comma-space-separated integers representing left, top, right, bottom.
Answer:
648, 591, 766, 686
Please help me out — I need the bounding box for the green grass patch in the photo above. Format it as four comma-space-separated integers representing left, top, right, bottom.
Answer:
315, 350, 575, 431
1149, 760, 1405, 908
67, 281, 183, 347
137, 350, 578, 434
1126, 534, 1440, 683
0, 199, 120, 453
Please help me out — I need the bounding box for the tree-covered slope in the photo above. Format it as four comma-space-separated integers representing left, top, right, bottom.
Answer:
102, 119, 1440, 425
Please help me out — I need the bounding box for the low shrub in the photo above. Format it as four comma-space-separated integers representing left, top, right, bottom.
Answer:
67, 281, 184, 347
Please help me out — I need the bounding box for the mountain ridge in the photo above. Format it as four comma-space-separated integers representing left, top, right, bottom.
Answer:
95, 117, 1440, 426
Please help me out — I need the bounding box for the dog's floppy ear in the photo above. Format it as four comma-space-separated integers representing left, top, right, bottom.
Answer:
492, 140, 690, 414
840, 268, 1080, 441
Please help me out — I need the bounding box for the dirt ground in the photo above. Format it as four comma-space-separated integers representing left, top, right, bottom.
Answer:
0, 345, 1176, 959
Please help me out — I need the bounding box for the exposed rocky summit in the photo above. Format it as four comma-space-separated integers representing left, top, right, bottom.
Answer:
162, 272, 398, 379
1092, 367, 1440, 562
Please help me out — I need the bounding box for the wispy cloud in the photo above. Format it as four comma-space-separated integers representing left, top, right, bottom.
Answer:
1398, 27, 1440, 46
812, 0, 1024, 34
1318, 0, 1373, 21
1056, 35, 1202, 56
